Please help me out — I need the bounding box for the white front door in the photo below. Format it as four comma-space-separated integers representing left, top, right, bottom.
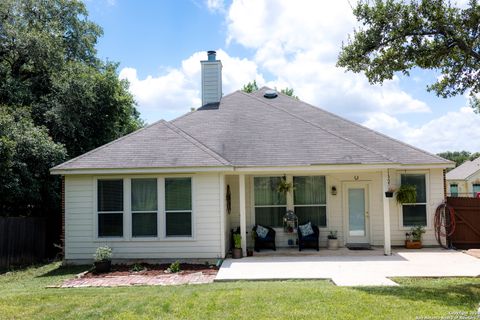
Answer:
344, 182, 370, 244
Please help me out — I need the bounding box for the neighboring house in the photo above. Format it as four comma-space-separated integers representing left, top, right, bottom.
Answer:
446, 157, 480, 197
51, 51, 454, 264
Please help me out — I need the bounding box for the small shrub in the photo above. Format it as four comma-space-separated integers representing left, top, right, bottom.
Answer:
167, 261, 181, 273
130, 263, 144, 272
94, 246, 112, 262
328, 230, 338, 239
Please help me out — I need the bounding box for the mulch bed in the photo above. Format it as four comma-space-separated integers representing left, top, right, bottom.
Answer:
83, 263, 218, 278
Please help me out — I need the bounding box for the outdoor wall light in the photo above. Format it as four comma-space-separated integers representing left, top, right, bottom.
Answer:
331, 186, 337, 195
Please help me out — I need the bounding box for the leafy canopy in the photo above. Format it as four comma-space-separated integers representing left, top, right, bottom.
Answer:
338, 0, 480, 109
241, 81, 299, 99
437, 150, 480, 167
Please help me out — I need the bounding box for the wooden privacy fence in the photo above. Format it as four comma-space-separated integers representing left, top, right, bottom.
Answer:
0, 217, 46, 268
446, 197, 480, 249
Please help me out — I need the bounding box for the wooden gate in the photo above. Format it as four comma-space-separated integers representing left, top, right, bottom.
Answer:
446, 197, 480, 249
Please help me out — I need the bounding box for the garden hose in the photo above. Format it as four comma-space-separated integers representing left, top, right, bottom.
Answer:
434, 202, 456, 249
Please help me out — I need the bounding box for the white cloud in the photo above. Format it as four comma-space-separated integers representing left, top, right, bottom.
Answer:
363, 107, 480, 153
225, 0, 429, 121
205, 0, 225, 13
119, 49, 264, 122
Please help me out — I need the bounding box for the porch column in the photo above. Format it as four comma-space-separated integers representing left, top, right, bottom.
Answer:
239, 174, 247, 256
382, 169, 392, 255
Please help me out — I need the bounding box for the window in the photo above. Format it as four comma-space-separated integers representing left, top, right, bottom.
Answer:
401, 174, 427, 226
254, 177, 286, 227
131, 178, 157, 237
473, 184, 480, 197
165, 178, 192, 237
449, 184, 458, 197
293, 176, 327, 227
97, 179, 123, 237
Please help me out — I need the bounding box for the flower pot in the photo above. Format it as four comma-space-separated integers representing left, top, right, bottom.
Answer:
328, 239, 339, 250
405, 240, 422, 249
247, 249, 253, 257
232, 248, 243, 259
94, 260, 111, 273
385, 191, 394, 198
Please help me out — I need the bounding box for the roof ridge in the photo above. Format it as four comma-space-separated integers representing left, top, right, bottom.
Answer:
164, 121, 231, 166
286, 93, 450, 164
170, 90, 243, 124
240, 90, 396, 163
51, 119, 167, 170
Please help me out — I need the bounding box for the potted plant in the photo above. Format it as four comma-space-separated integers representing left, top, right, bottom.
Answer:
396, 184, 417, 204
385, 187, 395, 198
405, 226, 425, 249
327, 230, 339, 250
94, 245, 112, 273
232, 233, 243, 259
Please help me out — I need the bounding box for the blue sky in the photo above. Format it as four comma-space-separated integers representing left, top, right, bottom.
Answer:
85, 0, 479, 153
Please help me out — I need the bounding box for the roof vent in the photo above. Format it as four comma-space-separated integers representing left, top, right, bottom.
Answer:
263, 90, 278, 99
207, 50, 217, 61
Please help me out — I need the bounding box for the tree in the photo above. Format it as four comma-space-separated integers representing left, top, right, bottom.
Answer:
337, 0, 480, 110
437, 150, 480, 167
0, 0, 143, 158
242, 80, 259, 93
0, 0, 142, 222
0, 106, 66, 216
280, 87, 299, 100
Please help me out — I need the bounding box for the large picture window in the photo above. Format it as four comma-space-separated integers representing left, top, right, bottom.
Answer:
165, 178, 192, 237
401, 174, 427, 226
254, 177, 286, 227
131, 178, 158, 237
294, 176, 327, 227
97, 179, 124, 237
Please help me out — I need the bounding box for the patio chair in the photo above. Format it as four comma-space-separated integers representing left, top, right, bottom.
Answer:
252, 225, 276, 252
298, 223, 320, 251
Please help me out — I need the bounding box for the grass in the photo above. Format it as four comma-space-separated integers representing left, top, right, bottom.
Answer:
0, 263, 479, 319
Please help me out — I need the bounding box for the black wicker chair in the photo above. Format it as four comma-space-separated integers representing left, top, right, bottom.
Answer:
298, 223, 320, 251
252, 225, 276, 252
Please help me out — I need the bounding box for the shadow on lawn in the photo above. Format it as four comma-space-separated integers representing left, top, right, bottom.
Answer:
37, 264, 91, 278
354, 279, 480, 309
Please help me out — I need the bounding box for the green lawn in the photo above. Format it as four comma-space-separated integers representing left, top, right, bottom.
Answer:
0, 263, 479, 319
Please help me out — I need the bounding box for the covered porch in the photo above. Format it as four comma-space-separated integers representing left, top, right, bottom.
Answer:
224, 168, 395, 258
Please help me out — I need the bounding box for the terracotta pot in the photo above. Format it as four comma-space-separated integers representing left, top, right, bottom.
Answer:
328, 239, 339, 250
94, 260, 111, 273
405, 240, 422, 249
232, 248, 243, 259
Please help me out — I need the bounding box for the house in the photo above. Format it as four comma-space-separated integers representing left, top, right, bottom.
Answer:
446, 157, 480, 197
51, 51, 454, 263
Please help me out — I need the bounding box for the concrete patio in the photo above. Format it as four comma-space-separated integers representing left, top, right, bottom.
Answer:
215, 247, 480, 286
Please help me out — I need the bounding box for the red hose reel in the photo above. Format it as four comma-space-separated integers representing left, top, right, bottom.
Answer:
434, 202, 456, 249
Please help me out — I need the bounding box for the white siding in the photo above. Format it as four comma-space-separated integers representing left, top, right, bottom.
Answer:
64, 173, 223, 263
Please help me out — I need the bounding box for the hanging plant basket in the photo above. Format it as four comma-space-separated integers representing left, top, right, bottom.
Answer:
385, 191, 394, 198
276, 176, 294, 195
396, 184, 417, 204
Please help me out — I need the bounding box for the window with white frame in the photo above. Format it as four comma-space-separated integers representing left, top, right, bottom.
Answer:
293, 176, 327, 227
254, 177, 286, 227
401, 174, 427, 226
97, 179, 124, 237
131, 178, 158, 237
165, 178, 192, 237
449, 184, 458, 197
473, 184, 480, 197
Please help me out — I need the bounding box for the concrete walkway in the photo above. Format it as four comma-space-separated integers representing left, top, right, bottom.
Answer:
215, 248, 480, 286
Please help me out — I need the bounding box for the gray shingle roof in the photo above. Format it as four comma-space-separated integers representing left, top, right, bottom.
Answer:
446, 157, 480, 180
52, 120, 229, 170
53, 87, 452, 171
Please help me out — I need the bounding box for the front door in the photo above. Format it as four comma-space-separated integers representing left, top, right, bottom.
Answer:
344, 183, 370, 244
